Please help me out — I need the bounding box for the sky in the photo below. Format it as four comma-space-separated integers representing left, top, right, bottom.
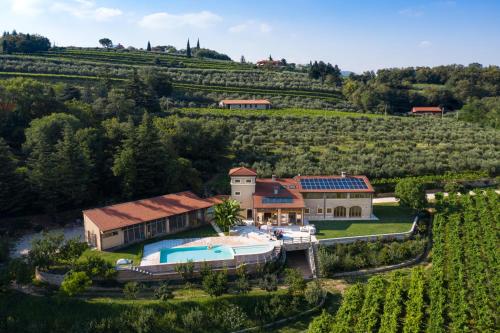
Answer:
1, 0, 499, 72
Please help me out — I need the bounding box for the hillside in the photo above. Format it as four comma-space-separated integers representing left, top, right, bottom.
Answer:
0, 48, 349, 110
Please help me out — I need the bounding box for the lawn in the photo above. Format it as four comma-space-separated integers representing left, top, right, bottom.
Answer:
311, 203, 415, 239
80, 224, 218, 265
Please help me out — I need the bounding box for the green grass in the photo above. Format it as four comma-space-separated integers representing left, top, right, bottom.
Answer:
176, 107, 386, 119
81, 224, 218, 265
311, 203, 415, 239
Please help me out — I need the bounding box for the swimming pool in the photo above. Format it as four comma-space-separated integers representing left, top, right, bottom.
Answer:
160, 245, 234, 264
159, 243, 275, 264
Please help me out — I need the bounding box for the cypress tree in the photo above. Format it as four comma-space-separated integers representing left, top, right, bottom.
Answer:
186, 39, 191, 58
0, 138, 26, 214
196, 38, 200, 49
147, 41, 151, 51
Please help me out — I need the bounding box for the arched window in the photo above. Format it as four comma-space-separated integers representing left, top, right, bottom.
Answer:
333, 206, 346, 217
349, 206, 362, 218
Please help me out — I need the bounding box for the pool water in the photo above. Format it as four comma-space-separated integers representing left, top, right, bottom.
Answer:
160, 245, 234, 264
159, 244, 275, 264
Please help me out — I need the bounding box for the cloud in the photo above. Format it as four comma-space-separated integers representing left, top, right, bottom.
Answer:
51, 0, 122, 21
228, 20, 273, 34
9, 0, 45, 17
138, 11, 222, 30
419, 40, 432, 48
399, 8, 424, 17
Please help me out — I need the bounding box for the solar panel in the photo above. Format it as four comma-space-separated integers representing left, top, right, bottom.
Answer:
299, 178, 368, 190
262, 197, 294, 204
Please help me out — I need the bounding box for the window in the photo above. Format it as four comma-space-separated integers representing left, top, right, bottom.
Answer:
326, 208, 333, 214
317, 207, 323, 214
349, 206, 362, 218
288, 185, 296, 189
123, 224, 145, 244
246, 179, 252, 183
302, 193, 324, 199
350, 193, 371, 199
102, 231, 118, 238
325, 193, 348, 199
146, 218, 168, 237
234, 179, 241, 183
234, 191, 241, 196
169, 214, 187, 232
333, 206, 347, 217
304, 208, 310, 214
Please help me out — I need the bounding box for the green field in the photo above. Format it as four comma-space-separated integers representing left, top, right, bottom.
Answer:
81, 224, 219, 265
312, 203, 415, 239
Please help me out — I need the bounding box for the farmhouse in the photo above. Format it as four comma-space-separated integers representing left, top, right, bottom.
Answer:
411, 106, 443, 115
83, 191, 222, 250
229, 167, 375, 225
219, 99, 271, 110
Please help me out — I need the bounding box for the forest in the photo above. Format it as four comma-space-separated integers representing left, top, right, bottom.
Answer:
309, 191, 499, 333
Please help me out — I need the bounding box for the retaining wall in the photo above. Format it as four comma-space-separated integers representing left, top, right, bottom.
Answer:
35, 268, 66, 286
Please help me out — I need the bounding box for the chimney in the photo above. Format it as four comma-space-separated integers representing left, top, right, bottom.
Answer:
273, 186, 279, 195
271, 174, 276, 182
341, 171, 347, 178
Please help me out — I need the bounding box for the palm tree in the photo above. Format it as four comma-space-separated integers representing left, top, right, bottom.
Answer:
214, 199, 243, 232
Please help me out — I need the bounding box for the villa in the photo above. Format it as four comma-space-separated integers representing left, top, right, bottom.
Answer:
229, 167, 374, 225
83, 168, 374, 251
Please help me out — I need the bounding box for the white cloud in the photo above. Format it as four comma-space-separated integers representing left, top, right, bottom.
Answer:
419, 40, 432, 48
228, 20, 273, 34
51, 0, 122, 21
138, 11, 222, 30
10, 0, 45, 17
399, 8, 424, 17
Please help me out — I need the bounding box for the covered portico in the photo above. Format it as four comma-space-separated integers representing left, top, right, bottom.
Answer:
255, 207, 305, 226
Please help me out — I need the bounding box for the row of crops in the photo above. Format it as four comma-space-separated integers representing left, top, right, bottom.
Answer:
324, 191, 498, 333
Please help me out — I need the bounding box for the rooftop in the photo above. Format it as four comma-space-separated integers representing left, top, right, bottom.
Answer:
253, 178, 305, 209
83, 191, 215, 232
229, 166, 258, 176
295, 175, 374, 193
411, 106, 442, 113
220, 99, 271, 105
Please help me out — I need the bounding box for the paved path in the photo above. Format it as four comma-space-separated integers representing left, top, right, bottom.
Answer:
12, 225, 84, 258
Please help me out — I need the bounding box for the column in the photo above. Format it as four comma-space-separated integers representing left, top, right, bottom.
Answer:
278, 209, 281, 226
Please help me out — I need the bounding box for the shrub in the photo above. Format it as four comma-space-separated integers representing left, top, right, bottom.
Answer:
154, 282, 173, 301
305, 280, 325, 306
234, 265, 251, 294
28, 232, 64, 269
202, 269, 228, 297
60, 271, 91, 296
395, 179, 427, 211
284, 268, 306, 296
175, 260, 195, 282
123, 281, 141, 299
182, 307, 204, 332
260, 273, 278, 292
215, 302, 249, 331
8, 257, 33, 285
59, 238, 88, 267
308, 309, 335, 333
76, 254, 115, 279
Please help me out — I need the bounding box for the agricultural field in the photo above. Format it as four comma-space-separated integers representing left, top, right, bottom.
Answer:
311, 191, 499, 332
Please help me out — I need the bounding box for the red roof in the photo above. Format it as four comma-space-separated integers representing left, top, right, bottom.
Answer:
220, 99, 271, 105
412, 106, 442, 113
295, 175, 374, 193
253, 178, 305, 209
229, 167, 258, 176
83, 191, 215, 232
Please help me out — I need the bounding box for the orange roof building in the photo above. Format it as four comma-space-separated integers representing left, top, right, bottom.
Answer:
219, 99, 271, 110
411, 106, 443, 114
83, 191, 220, 250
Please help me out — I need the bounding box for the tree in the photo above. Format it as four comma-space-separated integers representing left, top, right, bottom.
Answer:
147, 41, 151, 51
8, 258, 33, 285
174, 260, 195, 282
182, 307, 204, 332
60, 271, 91, 296
186, 39, 192, 58
0, 138, 26, 214
76, 253, 115, 279
196, 38, 200, 49
123, 281, 141, 299
240, 55, 246, 64
202, 270, 228, 297
259, 273, 278, 292
284, 268, 306, 296
154, 282, 173, 301
305, 280, 325, 306
59, 238, 88, 268
234, 265, 251, 294
28, 232, 64, 269
395, 179, 427, 211
214, 199, 242, 232
308, 310, 335, 333
99, 38, 113, 48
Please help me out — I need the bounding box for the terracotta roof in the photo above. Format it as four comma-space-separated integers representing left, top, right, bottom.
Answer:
220, 99, 271, 105
412, 106, 442, 113
83, 191, 214, 232
204, 195, 229, 205
229, 167, 258, 176
295, 175, 375, 193
253, 178, 305, 209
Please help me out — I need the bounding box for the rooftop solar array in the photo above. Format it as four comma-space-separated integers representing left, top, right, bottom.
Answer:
262, 197, 294, 204
299, 178, 368, 190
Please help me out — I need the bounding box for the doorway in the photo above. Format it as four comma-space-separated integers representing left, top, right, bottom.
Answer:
288, 212, 297, 224
247, 209, 253, 219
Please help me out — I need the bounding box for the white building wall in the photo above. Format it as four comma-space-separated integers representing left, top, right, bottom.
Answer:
304, 194, 373, 221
